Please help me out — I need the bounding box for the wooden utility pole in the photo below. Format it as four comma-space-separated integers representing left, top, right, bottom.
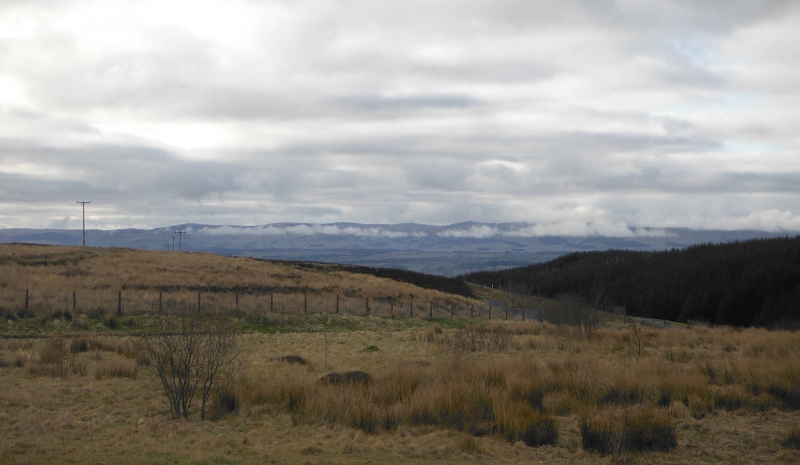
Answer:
77, 201, 90, 246
174, 230, 186, 251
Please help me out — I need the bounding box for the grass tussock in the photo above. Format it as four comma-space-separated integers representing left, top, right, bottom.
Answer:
224, 356, 558, 447
443, 323, 511, 352
784, 425, 800, 450
581, 407, 677, 456
94, 360, 138, 380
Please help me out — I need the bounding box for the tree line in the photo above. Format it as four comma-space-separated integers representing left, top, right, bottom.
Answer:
461, 236, 800, 328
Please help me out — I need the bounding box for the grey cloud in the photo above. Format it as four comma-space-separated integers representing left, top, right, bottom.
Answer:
1, 1, 799, 232
333, 93, 482, 113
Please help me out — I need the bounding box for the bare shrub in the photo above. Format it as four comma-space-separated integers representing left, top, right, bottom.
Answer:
138, 314, 242, 420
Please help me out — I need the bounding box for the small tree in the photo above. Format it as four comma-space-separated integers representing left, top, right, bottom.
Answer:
139, 313, 241, 420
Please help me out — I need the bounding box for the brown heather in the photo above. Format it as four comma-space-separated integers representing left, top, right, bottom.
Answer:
0, 245, 799, 463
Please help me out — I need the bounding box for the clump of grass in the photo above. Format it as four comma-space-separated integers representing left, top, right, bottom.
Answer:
70, 337, 90, 353
271, 355, 308, 365
207, 387, 239, 420
784, 425, 800, 450
35, 336, 69, 378
445, 324, 510, 352
319, 371, 373, 386
581, 408, 676, 456
495, 400, 558, 447
713, 386, 752, 411
103, 314, 117, 330
95, 360, 138, 380
425, 324, 443, 342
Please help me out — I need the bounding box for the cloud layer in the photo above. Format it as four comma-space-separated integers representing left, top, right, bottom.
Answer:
1, 0, 800, 234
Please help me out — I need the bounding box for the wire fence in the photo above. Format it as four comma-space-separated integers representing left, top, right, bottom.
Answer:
0, 288, 543, 322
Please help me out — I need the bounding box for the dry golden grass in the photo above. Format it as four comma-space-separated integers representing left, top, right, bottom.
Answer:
0, 244, 484, 326
2, 244, 800, 463
2, 321, 800, 464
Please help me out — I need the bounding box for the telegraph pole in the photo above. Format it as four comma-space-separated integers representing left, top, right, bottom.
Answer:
174, 230, 186, 251
77, 201, 90, 246
170, 235, 176, 251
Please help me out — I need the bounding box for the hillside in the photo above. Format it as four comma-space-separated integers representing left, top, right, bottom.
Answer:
462, 236, 800, 328
0, 244, 480, 328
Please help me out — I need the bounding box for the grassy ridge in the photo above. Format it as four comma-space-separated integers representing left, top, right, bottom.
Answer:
0, 244, 482, 333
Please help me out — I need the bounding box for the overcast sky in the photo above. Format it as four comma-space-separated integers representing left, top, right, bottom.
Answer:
1, 0, 799, 234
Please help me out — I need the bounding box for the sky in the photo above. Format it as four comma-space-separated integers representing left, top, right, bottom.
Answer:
1, 0, 800, 235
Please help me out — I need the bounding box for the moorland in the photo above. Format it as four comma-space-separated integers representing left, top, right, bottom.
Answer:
1, 244, 799, 464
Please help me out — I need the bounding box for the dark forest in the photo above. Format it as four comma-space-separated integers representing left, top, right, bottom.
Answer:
462, 236, 800, 328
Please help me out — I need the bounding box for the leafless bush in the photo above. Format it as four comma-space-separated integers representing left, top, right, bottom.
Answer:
138, 314, 242, 420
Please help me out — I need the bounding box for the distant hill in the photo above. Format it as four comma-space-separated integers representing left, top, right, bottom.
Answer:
0, 222, 793, 276
462, 236, 800, 328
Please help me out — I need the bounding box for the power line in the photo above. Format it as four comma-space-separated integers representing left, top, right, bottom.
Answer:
77, 201, 91, 247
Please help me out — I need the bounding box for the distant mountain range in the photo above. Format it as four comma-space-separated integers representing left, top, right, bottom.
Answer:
1, 222, 795, 276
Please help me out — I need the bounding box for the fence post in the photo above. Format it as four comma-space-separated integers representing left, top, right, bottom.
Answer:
336, 294, 339, 314
270, 293, 274, 313
365, 297, 370, 315
304, 293, 308, 313
522, 309, 525, 321
25, 289, 29, 314
117, 290, 122, 316
72, 290, 76, 314
410, 300, 413, 318
235, 292, 239, 308
390, 301, 394, 318
505, 306, 508, 320
197, 291, 201, 314
429, 302, 433, 319
451, 304, 454, 318
489, 305, 492, 320
471, 305, 475, 319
